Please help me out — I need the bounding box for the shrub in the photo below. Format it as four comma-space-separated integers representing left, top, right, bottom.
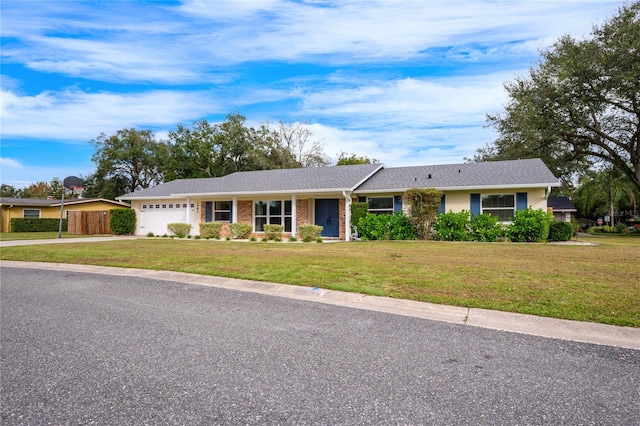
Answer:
167, 223, 191, 238
147, 232, 154, 237
615, 222, 627, 233
263, 224, 284, 240
110, 208, 136, 235
298, 224, 323, 241
469, 213, 503, 242
588, 225, 618, 234
199, 222, 223, 239
230, 222, 252, 239
433, 211, 470, 241
350, 202, 369, 233
10, 218, 67, 232
402, 188, 443, 239
506, 208, 552, 242
357, 212, 417, 241
548, 221, 574, 241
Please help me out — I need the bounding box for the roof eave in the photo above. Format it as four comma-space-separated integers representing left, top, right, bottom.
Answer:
354, 182, 561, 194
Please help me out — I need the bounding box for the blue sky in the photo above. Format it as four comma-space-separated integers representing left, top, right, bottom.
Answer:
0, 0, 623, 189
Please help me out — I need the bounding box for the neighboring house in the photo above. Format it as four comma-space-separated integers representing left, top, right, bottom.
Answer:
547, 195, 577, 223
0, 198, 130, 233
118, 158, 560, 240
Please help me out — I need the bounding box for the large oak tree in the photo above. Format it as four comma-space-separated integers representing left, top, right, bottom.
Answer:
476, 2, 640, 191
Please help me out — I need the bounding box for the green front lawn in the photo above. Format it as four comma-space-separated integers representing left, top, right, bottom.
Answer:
1, 236, 638, 327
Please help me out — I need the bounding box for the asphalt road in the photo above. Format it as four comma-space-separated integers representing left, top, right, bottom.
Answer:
1, 267, 638, 425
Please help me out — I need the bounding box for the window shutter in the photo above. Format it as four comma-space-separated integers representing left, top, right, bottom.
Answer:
470, 193, 481, 216
439, 194, 446, 214
205, 202, 212, 222
394, 196, 403, 213
516, 192, 528, 211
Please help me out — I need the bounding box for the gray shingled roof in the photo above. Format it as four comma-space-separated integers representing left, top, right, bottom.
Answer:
0, 197, 127, 206
547, 196, 577, 211
119, 163, 383, 199
354, 159, 559, 192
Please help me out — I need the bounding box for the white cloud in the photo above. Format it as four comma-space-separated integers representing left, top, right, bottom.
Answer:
0, 157, 23, 169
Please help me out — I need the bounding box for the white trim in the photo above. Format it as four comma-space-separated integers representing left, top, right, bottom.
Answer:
291, 195, 297, 238
355, 183, 561, 195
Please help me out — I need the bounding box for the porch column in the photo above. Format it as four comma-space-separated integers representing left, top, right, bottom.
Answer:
186, 197, 191, 227
291, 195, 297, 238
232, 196, 238, 223
344, 191, 351, 241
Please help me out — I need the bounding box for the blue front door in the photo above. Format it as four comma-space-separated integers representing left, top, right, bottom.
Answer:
315, 199, 339, 237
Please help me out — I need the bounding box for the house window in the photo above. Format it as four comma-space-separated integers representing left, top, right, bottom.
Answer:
142, 204, 147, 209
482, 194, 515, 221
254, 200, 292, 232
367, 197, 394, 215
23, 209, 40, 219
214, 201, 231, 222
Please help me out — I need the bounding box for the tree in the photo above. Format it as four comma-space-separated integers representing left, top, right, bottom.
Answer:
402, 188, 443, 239
477, 2, 640, 192
336, 151, 378, 165
21, 181, 51, 198
91, 128, 166, 194
81, 173, 130, 200
0, 184, 19, 197
277, 121, 329, 167
572, 167, 639, 223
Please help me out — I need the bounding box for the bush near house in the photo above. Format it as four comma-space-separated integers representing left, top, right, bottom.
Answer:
433, 211, 470, 241
263, 224, 284, 240
230, 223, 252, 239
469, 213, 504, 242
167, 223, 192, 238
548, 221, 574, 241
10, 218, 67, 232
350, 202, 369, 232
506, 208, 552, 242
199, 222, 223, 239
357, 212, 418, 241
110, 208, 136, 235
298, 225, 323, 242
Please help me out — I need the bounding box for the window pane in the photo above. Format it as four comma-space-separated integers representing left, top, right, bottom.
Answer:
482, 194, 514, 208
368, 197, 393, 210
269, 201, 282, 216
215, 201, 231, 211
285, 200, 292, 215
255, 201, 267, 215
269, 217, 282, 225
485, 209, 514, 221
285, 217, 292, 233
214, 212, 230, 221
255, 217, 267, 232
23, 209, 40, 218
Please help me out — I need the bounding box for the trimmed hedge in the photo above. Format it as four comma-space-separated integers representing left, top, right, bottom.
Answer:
506, 208, 552, 242
199, 222, 223, 239
357, 212, 417, 241
10, 218, 67, 232
298, 224, 323, 242
230, 223, 252, 239
110, 208, 136, 235
263, 224, 284, 240
350, 202, 369, 232
167, 223, 192, 238
548, 221, 574, 241
433, 211, 470, 241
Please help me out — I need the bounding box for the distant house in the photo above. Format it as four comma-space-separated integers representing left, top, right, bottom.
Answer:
0, 198, 130, 233
547, 195, 577, 223
118, 158, 560, 240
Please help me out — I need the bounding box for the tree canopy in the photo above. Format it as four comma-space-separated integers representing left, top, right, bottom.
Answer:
476, 2, 640, 191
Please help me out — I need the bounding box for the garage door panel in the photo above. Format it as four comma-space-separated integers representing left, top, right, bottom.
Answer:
140, 209, 187, 235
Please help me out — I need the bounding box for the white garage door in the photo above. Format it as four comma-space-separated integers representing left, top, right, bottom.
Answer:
139, 205, 188, 236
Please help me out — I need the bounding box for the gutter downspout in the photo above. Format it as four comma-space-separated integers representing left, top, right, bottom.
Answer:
343, 190, 351, 242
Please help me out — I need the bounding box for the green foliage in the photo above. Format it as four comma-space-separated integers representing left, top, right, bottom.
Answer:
147, 232, 154, 237
588, 226, 619, 234
357, 213, 417, 241
199, 222, 223, 239
298, 225, 323, 242
230, 223, 253, 239
10, 218, 67, 232
548, 221, 574, 241
110, 208, 136, 235
433, 211, 470, 241
167, 223, 192, 238
477, 2, 640, 192
402, 188, 443, 239
469, 213, 503, 242
350, 202, 369, 232
506, 208, 552, 242
263, 224, 284, 240
336, 151, 377, 165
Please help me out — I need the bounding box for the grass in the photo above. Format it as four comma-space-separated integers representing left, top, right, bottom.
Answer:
1, 235, 639, 327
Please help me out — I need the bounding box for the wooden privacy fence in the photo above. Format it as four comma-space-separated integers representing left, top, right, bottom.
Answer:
68, 210, 112, 235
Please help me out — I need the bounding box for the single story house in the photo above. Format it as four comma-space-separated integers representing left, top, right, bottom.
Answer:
547, 195, 577, 223
0, 197, 130, 233
117, 158, 560, 240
